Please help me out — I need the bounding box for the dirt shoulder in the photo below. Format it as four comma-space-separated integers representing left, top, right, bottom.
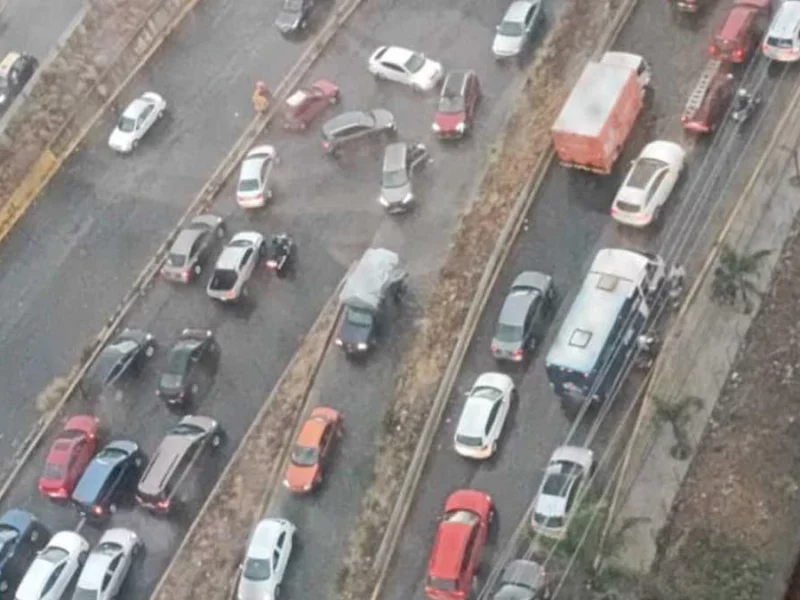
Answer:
334, 0, 633, 596
648, 223, 800, 599
149, 284, 343, 600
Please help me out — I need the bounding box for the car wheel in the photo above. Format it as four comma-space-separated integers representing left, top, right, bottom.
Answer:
80, 550, 89, 564
145, 343, 155, 358
109, 503, 117, 514
193, 264, 202, 275
158, 110, 164, 120
216, 224, 226, 238
132, 138, 139, 149
0, 580, 8, 592
211, 432, 222, 447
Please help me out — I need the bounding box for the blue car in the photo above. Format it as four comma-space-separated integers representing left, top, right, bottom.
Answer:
0, 509, 49, 593
71, 440, 142, 520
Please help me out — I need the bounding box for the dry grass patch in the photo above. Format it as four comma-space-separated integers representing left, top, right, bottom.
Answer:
335, 0, 626, 597
150, 292, 341, 600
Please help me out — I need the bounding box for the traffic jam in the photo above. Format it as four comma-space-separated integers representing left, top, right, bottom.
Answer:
0, 0, 795, 597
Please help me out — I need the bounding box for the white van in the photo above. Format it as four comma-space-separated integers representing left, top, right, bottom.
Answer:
763, 0, 800, 62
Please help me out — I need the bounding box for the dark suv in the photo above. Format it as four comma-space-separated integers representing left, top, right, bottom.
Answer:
0, 52, 38, 115
0, 510, 49, 594
274, 0, 314, 34
157, 329, 219, 406
321, 109, 396, 156
71, 440, 142, 521
82, 329, 156, 398
136, 415, 222, 514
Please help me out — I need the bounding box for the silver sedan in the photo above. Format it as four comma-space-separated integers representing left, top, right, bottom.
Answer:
72, 528, 141, 600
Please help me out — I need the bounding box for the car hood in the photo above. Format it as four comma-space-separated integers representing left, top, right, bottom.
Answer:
380, 182, 412, 205
493, 33, 523, 56
238, 576, 272, 600
338, 318, 371, 344
536, 493, 566, 519
108, 128, 134, 149
285, 463, 318, 489
275, 9, 300, 30
411, 61, 443, 88
435, 111, 466, 131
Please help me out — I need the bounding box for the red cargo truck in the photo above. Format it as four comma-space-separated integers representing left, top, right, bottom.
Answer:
551, 54, 647, 175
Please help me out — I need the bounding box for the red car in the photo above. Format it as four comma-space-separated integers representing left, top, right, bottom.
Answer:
283, 406, 342, 493
38, 415, 99, 499
681, 59, 735, 134
282, 79, 340, 131
709, 0, 770, 63
425, 489, 494, 600
432, 69, 481, 139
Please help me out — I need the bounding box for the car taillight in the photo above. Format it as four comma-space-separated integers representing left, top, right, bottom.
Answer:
92, 505, 103, 516
322, 141, 330, 150
734, 48, 744, 60
708, 44, 718, 56
490, 343, 498, 353
266, 260, 277, 269
763, 42, 769, 52
155, 389, 161, 396
512, 348, 523, 357
610, 206, 618, 216
226, 290, 236, 299
181, 269, 191, 282
157, 498, 170, 510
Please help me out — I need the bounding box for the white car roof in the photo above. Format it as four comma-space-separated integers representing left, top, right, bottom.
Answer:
457, 394, 496, 438
382, 46, 415, 65
550, 445, 594, 470
473, 371, 513, 392
16, 559, 55, 600
122, 98, 151, 119
247, 519, 289, 560
505, 0, 536, 22
769, 1, 800, 38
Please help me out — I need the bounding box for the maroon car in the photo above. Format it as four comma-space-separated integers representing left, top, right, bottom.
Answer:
283, 79, 340, 131
432, 69, 480, 139
681, 59, 734, 135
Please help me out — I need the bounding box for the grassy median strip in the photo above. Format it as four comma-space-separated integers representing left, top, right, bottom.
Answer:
149, 282, 344, 600
335, 0, 628, 597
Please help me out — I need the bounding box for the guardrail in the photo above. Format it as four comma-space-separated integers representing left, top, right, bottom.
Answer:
0, 0, 366, 511
365, 0, 645, 595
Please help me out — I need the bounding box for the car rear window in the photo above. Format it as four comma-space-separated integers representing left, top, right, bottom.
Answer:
238, 179, 260, 193
291, 444, 319, 467
495, 323, 523, 343
428, 576, 457, 591
455, 434, 483, 448
614, 200, 642, 213
167, 253, 186, 267
767, 36, 794, 48
43, 463, 67, 480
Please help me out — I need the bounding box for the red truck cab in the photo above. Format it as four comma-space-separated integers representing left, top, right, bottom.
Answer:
681, 59, 735, 134
709, 0, 771, 62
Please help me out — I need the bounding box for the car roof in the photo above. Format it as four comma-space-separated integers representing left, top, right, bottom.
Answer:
498, 290, 536, 326
122, 98, 150, 119
138, 434, 193, 496
248, 519, 285, 559
79, 549, 118, 589
718, 5, 756, 39
505, 0, 535, 21
457, 394, 496, 437
296, 415, 327, 447
323, 110, 372, 135
430, 521, 473, 578
216, 244, 248, 270
383, 142, 407, 171
382, 45, 415, 64
500, 559, 545, 591
240, 154, 267, 181
73, 447, 127, 502
769, 0, 800, 37
442, 70, 468, 96
171, 227, 204, 256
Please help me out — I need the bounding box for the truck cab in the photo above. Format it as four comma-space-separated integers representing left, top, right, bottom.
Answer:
681, 59, 735, 134
709, 0, 771, 63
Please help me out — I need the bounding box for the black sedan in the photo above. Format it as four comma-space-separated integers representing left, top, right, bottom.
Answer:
156, 329, 218, 406
71, 440, 142, 520
274, 0, 314, 34
0, 510, 49, 594
82, 329, 156, 397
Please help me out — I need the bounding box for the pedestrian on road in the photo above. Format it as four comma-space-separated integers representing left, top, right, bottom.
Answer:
252, 81, 272, 114
635, 333, 659, 370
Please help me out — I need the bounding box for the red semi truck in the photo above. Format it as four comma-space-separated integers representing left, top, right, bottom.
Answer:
551, 52, 650, 175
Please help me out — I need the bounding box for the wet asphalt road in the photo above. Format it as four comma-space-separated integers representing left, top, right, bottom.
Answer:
381, 0, 800, 597
0, 0, 546, 598
0, 0, 85, 59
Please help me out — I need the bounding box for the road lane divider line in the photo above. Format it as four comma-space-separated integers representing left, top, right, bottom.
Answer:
594, 74, 800, 567
0, 0, 200, 249
365, 0, 644, 595
148, 269, 349, 600
0, 0, 366, 505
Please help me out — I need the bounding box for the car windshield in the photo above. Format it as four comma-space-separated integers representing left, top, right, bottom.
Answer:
291, 444, 319, 467
404, 52, 427, 73
170, 423, 205, 437
767, 36, 793, 48
98, 447, 129, 462
495, 322, 523, 343
43, 462, 67, 480
243, 558, 272, 581
160, 374, 183, 389
615, 200, 641, 213
626, 157, 665, 189
542, 472, 570, 497
427, 576, 457, 591
113, 339, 139, 355
117, 116, 136, 133
166, 346, 193, 375
96, 541, 123, 555
470, 386, 503, 402
283, 0, 303, 10
533, 513, 564, 528
346, 306, 373, 326
40, 547, 68, 563
238, 178, 260, 193
498, 20, 524, 36
382, 168, 408, 189
167, 252, 186, 267
455, 434, 483, 447
438, 94, 465, 114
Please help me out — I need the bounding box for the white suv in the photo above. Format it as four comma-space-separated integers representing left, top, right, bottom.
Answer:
763, 0, 800, 62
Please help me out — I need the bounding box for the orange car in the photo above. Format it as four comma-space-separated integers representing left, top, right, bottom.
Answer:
283, 406, 342, 493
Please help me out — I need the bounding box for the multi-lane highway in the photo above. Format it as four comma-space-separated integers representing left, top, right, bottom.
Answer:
379, 1, 800, 597
0, 0, 570, 599
0, 0, 85, 59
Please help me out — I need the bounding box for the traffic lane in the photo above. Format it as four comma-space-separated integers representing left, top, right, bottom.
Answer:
0, 0, 85, 58
0, 0, 319, 467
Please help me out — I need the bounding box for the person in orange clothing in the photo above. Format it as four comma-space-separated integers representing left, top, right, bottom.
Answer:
252, 80, 272, 114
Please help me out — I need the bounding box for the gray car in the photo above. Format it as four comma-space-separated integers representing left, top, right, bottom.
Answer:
161, 214, 226, 283
321, 109, 396, 156
491, 271, 554, 362
206, 231, 266, 302
493, 0, 543, 59
493, 559, 551, 600
83, 329, 156, 397
378, 142, 431, 213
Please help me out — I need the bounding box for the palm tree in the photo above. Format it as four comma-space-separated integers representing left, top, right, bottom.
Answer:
711, 244, 771, 314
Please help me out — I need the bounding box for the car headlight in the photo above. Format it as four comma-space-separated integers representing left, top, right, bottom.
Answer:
335, 339, 343, 347
432, 122, 441, 132
356, 342, 368, 350
379, 196, 389, 207
456, 122, 465, 133
0, 94, 7, 104
402, 193, 414, 204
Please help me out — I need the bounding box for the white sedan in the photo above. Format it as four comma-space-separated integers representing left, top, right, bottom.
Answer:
16, 531, 89, 600
237, 145, 277, 209
237, 519, 296, 600
367, 45, 443, 92
610, 140, 685, 228
73, 528, 140, 600
453, 372, 515, 459
108, 91, 167, 153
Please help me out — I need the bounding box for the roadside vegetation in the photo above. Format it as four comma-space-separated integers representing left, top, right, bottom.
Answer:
334, 0, 634, 596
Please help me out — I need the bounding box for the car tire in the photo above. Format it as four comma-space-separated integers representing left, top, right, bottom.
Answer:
134, 455, 143, 468
158, 110, 164, 120
145, 343, 155, 358
109, 503, 117, 514
193, 264, 202, 276
216, 224, 226, 238
211, 432, 223, 447
80, 550, 89, 564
